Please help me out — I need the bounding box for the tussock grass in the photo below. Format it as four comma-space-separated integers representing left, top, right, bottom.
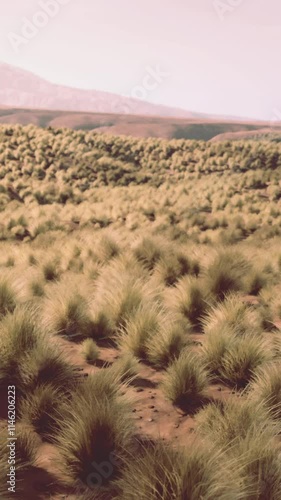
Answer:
118, 304, 161, 359
249, 362, 281, 418
203, 330, 270, 388
196, 396, 278, 447
30, 278, 45, 297
162, 350, 209, 407
235, 432, 281, 500
154, 251, 199, 286
118, 441, 245, 500
43, 285, 95, 341
42, 259, 61, 282
55, 387, 134, 487
146, 321, 187, 368
19, 384, 66, 442
204, 250, 250, 300
0, 277, 17, 318
202, 295, 261, 339
22, 343, 80, 392
96, 233, 121, 263
81, 338, 100, 364
0, 306, 43, 393
110, 353, 139, 382
246, 270, 268, 296
133, 236, 168, 271
93, 256, 153, 334
169, 276, 208, 328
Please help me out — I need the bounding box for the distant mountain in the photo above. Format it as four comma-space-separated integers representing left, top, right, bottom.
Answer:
0, 62, 200, 119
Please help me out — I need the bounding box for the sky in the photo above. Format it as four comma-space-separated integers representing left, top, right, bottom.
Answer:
0, 0, 280, 120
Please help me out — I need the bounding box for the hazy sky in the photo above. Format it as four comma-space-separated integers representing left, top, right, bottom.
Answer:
0, 0, 280, 120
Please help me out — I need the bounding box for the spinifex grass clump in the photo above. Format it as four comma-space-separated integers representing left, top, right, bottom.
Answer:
195, 396, 278, 448
202, 297, 270, 387
118, 441, 244, 500
249, 362, 281, 419
42, 258, 61, 282
92, 256, 151, 337
118, 304, 162, 360
204, 250, 250, 300
133, 236, 167, 271
202, 295, 261, 339
145, 320, 187, 368
110, 353, 139, 382
0, 276, 17, 318
154, 251, 200, 286
96, 233, 121, 263
196, 397, 281, 499
19, 384, 67, 442
55, 377, 134, 489
0, 306, 44, 395
81, 338, 100, 365
22, 343, 80, 393
170, 276, 208, 329
43, 286, 95, 341
162, 350, 209, 409
202, 328, 270, 388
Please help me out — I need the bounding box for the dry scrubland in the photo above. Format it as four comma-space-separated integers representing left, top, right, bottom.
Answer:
1, 125, 281, 498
